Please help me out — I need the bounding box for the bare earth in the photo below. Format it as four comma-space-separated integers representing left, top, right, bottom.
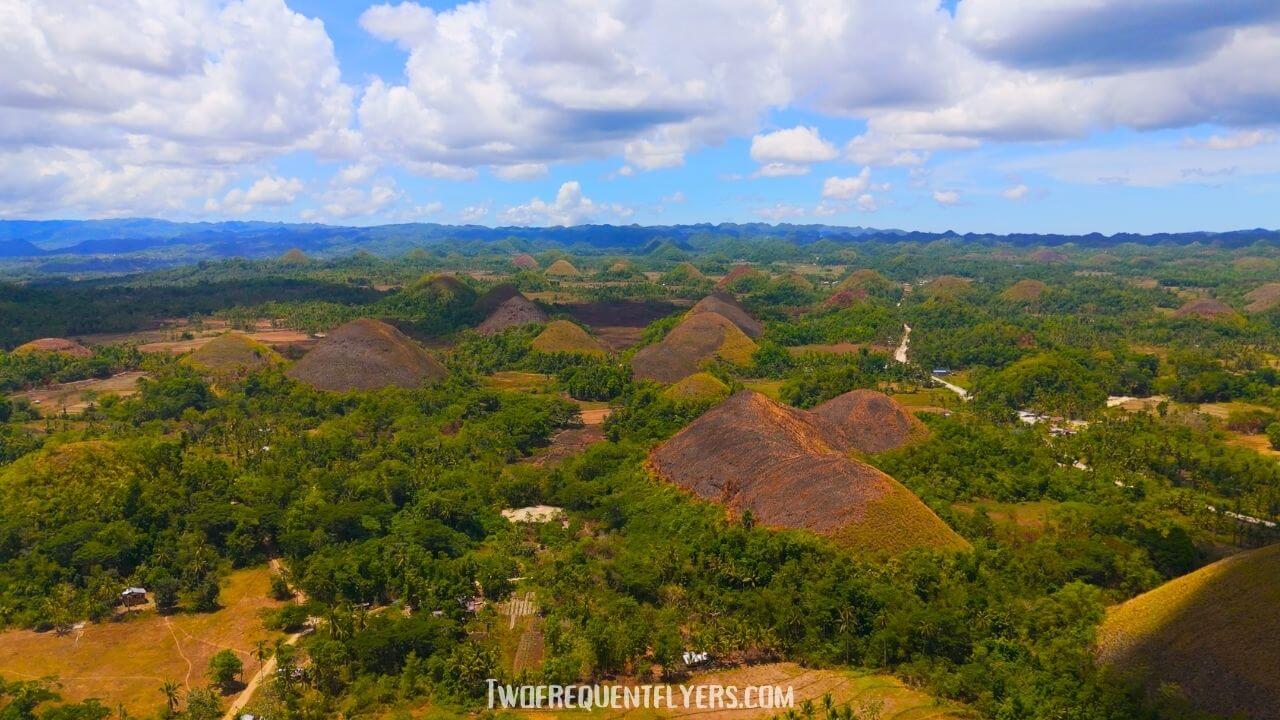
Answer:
13, 371, 147, 416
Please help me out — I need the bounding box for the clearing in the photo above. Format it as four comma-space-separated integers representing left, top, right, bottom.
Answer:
13, 371, 147, 416
0, 566, 288, 716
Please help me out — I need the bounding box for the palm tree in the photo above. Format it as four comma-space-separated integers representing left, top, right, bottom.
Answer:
159, 679, 181, 716
253, 639, 270, 666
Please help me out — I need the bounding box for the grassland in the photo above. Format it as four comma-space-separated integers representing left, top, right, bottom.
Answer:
12, 371, 146, 416
0, 566, 287, 716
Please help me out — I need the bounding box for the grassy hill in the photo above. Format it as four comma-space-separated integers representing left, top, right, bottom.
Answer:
530, 320, 606, 356
1097, 543, 1280, 720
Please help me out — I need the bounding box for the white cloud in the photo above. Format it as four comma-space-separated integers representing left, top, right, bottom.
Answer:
459, 203, 491, 222
493, 163, 549, 180
933, 189, 961, 206
754, 203, 807, 221
1181, 129, 1277, 150
822, 168, 873, 199
662, 191, 687, 204
754, 163, 811, 178
1001, 183, 1029, 200
206, 176, 303, 214
500, 181, 631, 226
856, 193, 879, 212
750, 126, 839, 165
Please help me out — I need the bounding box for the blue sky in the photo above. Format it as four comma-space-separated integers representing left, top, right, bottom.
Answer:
2, 0, 1278, 233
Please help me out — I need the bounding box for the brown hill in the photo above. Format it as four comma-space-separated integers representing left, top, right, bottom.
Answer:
649, 391, 967, 555
1030, 249, 1068, 262
1097, 543, 1280, 720
530, 320, 606, 356
689, 292, 764, 338
1245, 283, 1280, 313
1002, 279, 1048, 302
822, 289, 868, 309
717, 264, 765, 288
836, 269, 893, 294
811, 389, 928, 453
279, 248, 309, 264
286, 318, 446, 391
513, 253, 539, 269
184, 334, 282, 379
1173, 298, 1238, 320
473, 283, 523, 315
12, 337, 92, 358
923, 275, 973, 299
545, 259, 581, 277
631, 312, 759, 383
477, 295, 548, 335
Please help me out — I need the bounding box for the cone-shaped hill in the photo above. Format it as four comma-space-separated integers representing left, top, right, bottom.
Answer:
1097, 543, 1280, 720
286, 318, 446, 391
631, 312, 759, 383
12, 337, 92, 358
836, 269, 893, 295
1001, 279, 1048, 302
811, 389, 928, 453
513, 253, 539, 269
530, 320, 605, 356
545, 259, 581, 277
184, 333, 283, 379
1173, 298, 1238, 320
689, 292, 763, 338
660, 372, 731, 404
649, 391, 967, 555
717, 264, 766, 288
661, 262, 708, 284
476, 294, 548, 335
1245, 283, 1280, 313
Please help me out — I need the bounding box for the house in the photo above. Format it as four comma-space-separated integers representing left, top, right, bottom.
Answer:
932, 368, 951, 375
119, 587, 148, 607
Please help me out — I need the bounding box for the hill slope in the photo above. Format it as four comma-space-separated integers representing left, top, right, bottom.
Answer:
184, 333, 283, 378
649, 391, 966, 554
530, 320, 606, 356
688, 292, 764, 338
631, 312, 758, 383
286, 318, 446, 391
1097, 543, 1280, 720
12, 337, 92, 357
811, 389, 928, 453
477, 294, 548, 335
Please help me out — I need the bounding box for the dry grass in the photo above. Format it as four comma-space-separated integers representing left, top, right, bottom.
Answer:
631, 313, 759, 383
510, 663, 966, 720
287, 318, 447, 391
530, 321, 606, 357
12, 371, 146, 416
183, 333, 283, 379
483, 372, 553, 393
662, 372, 731, 404
1245, 282, 1280, 312
544, 259, 581, 277
0, 567, 288, 716
1097, 544, 1280, 720
12, 338, 92, 357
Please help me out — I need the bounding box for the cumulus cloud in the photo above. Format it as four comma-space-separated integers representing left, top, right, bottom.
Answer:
750, 126, 839, 164
822, 168, 889, 199
1001, 183, 1029, 200
933, 189, 961, 206
0, 0, 355, 217
493, 163, 549, 181
206, 176, 304, 214
500, 181, 632, 226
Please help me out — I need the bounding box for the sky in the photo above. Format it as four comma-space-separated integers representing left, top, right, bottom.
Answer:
2, 0, 1279, 234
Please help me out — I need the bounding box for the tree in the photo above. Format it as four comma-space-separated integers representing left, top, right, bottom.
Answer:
1266, 421, 1280, 450
207, 649, 243, 693
159, 679, 181, 717
183, 688, 222, 720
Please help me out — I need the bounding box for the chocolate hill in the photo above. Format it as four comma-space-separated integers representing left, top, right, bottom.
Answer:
1245, 283, 1280, 313
1173, 297, 1237, 320
631, 312, 758, 383
286, 318, 446, 391
649, 391, 966, 555
1096, 543, 1280, 720
811, 389, 928, 453
836, 269, 893, 295
660, 372, 731, 404
689, 292, 763, 338
476, 294, 548, 335
184, 333, 282, 378
512, 253, 539, 269
717, 264, 765, 288
530, 320, 606, 356
545, 258, 581, 277
1001, 279, 1048, 302
12, 337, 92, 358
661, 262, 708, 284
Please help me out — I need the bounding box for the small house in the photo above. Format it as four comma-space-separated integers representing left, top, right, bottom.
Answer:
120, 587, 148, 607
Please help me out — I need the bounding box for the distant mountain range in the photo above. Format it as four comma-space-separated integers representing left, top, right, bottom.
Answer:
1, 219, 1278, 261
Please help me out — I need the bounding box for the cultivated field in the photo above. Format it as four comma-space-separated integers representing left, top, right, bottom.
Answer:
0, 567, 287, 716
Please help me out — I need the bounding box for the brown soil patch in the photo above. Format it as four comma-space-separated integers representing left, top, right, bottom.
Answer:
811, 389, 928, 453
689, 293, 763, 338
649, 391, 966, 554
524, 425, 606, 467
286, 318, 446, 391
